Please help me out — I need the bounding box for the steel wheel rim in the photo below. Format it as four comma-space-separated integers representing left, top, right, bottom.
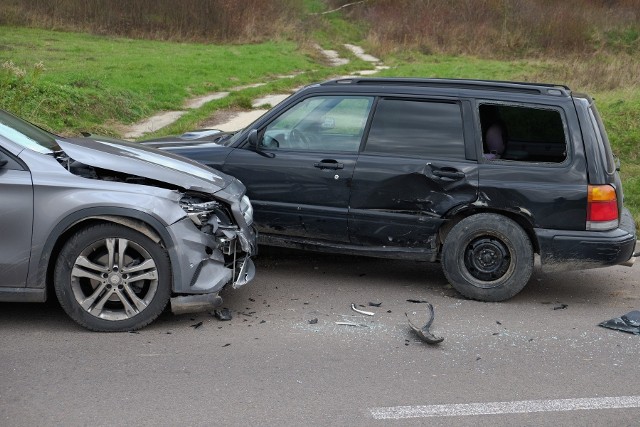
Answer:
70, 237, 159, 321
463, 236, 512, 283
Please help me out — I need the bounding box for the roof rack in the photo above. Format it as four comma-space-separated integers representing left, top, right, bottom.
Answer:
322, 77, 571, 96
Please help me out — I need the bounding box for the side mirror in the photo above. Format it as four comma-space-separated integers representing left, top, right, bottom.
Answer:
247, 129, 259, 149
247, 129, 274, 158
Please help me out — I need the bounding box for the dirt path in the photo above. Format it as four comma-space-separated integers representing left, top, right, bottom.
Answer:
122, 45, 387, 139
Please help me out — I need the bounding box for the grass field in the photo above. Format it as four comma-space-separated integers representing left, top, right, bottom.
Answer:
0, 26, 369, 133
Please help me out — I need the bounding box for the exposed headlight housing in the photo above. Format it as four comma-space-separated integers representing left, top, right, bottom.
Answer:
180, 196, 220, 226
240, 195, 254, 226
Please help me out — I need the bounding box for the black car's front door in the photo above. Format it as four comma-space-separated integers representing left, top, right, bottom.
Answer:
349, 97, 478, 251
223, 95, 374, 242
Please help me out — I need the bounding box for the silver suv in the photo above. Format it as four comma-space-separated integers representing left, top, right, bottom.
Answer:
0, 109, 256, 331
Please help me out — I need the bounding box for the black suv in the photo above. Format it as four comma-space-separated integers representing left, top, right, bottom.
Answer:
146, 78, 637, 302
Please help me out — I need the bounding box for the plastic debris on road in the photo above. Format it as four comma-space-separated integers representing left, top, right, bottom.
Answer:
599, 310, 640, 335
406, 302, 444, 345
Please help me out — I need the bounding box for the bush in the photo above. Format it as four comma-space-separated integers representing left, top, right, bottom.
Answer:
328, 0, 640, 57
0, 60, 45, 118
0, 0, 302, 43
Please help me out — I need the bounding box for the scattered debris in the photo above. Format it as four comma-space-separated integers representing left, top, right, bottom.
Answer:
351, 303, 374, 316
335, 321, 365, 327
213, 308, 233, 321
368, 302, 382, 307
308, 318, 318, 325
249, 298, 255, 302
405, 302, 444, 345
496, 321, 502, 325
259, 320, 266, 324
553, 303, 568, 310
599, 310, 640, 335
222, 343, 231, 347
407, 299, 429, 304
191, 321, 203, 329
127, 330, 140, 334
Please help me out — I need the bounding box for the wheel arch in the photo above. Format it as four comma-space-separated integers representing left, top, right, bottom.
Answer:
33, 207, 178, 299
439, 207, 540, 254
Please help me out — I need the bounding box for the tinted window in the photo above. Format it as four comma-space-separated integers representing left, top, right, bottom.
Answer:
364, 99, 465, 158
479, 104, 567, 163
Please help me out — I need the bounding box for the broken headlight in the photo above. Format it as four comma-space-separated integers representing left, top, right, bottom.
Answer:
179, 194, 234, 235
240, 195, 254, 226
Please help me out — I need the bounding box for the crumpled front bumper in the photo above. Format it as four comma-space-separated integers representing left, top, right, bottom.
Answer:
166, 217, 256, 295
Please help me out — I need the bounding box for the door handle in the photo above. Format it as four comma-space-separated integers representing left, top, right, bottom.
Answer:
314, 160, 344, 170
432, 169, 465, 179
426, 163, 465, 180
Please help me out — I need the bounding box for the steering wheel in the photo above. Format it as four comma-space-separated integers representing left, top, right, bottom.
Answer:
289, 128, 311, 149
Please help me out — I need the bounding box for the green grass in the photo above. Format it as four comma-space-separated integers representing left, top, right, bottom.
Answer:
0, 26, 324, 133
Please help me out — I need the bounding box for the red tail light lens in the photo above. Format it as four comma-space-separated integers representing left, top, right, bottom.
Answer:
587, 185, 618, 230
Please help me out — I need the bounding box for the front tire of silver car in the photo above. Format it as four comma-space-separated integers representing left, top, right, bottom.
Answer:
442, 213, 533, 302
54, 223, 171, 332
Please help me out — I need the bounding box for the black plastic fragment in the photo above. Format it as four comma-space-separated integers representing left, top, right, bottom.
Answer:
213, 308, 233, 321
553, 303, 568, 310
308, 318, 318, 324
405, 302, 444, 345
368, 302, 382, 307
191, 321, 203, 329
598, 310, 640, 335
407, 299, 429, 304
222, 343, 231, 347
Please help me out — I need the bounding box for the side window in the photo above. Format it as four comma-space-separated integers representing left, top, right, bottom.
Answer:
364, 99, 465, 159
479, 103, 567, 163
0, 147, 25, 171
261, 96, 373, 152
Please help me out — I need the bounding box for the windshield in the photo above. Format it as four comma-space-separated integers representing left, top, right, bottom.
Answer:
0, 110, 61, 153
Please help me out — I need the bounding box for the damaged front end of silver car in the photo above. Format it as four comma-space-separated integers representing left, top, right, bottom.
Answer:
169, 189, 257, 315
53, 139, 257, 317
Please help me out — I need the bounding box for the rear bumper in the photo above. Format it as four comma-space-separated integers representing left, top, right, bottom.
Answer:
536, 207, 636, 272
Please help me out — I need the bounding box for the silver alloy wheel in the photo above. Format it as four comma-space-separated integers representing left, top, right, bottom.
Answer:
70, 237, 159, 321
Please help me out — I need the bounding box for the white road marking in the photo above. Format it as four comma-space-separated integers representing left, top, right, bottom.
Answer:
370, 396, 640, 419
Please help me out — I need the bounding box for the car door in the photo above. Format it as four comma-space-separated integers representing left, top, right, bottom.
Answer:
0, 146, 34, 287
223, 95, 374, 242
349, 97, 478, 249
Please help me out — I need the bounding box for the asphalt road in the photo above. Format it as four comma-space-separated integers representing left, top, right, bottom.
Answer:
1, 246, 639, 426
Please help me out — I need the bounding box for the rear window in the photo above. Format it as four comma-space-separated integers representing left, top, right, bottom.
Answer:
479, 103, 567, 163
364, 98, 465, 159
587, 104, 616, 174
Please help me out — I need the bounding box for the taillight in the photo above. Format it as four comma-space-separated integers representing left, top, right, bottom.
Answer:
587, 185, 618, 230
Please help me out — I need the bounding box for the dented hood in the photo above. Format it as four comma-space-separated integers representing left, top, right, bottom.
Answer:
57, 136, 233, 193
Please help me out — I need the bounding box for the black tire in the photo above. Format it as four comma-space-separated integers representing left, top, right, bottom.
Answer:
54, 223, 171, 332
441, 213, 533, 302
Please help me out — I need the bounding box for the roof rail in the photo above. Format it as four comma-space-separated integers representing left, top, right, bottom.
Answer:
323, 77, 571, 96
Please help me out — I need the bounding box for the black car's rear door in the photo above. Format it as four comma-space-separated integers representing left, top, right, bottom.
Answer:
349, 97, 478, 250
223, 95, 374, 242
